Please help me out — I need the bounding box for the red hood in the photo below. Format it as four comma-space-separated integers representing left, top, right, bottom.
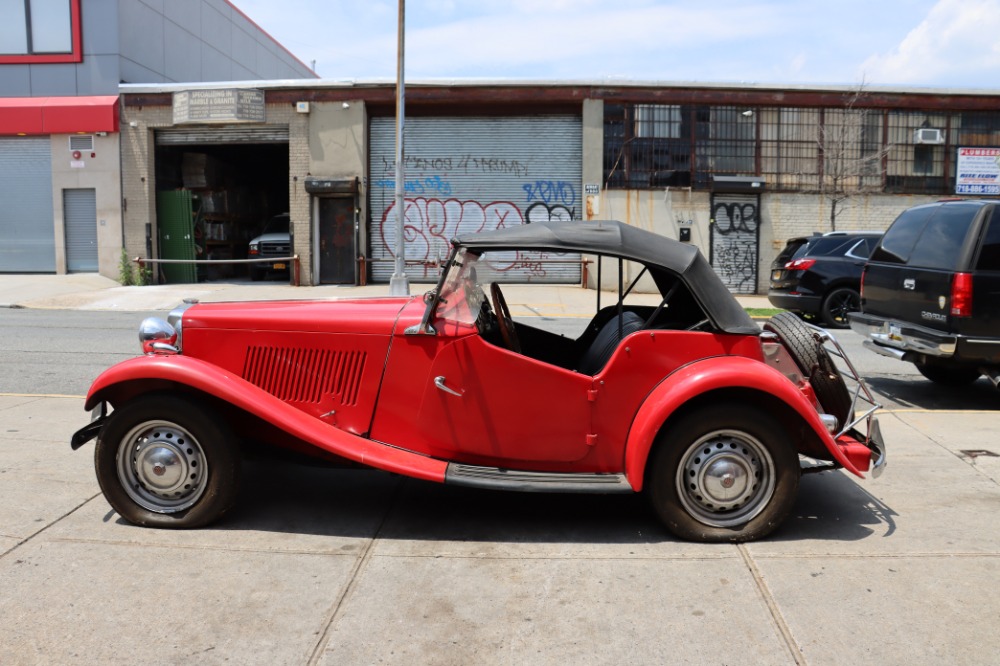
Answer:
182, 296, 418, 336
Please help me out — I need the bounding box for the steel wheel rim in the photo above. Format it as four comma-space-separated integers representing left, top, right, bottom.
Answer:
116, 419, 209, 513
828, 291, 857, 324
675, 429, 776, 528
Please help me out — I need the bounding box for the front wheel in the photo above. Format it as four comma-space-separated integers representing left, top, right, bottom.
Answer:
94, 394, 241, 528
647, 404, 800, 542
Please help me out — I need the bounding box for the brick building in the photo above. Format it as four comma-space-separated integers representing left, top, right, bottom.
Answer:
117, 79, 1000, 293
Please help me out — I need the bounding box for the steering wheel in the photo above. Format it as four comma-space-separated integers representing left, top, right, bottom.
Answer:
490, 282, 521, 353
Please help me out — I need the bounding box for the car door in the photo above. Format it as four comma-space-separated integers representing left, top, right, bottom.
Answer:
415, 334, 594, 465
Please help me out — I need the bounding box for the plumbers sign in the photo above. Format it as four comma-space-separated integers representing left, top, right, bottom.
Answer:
956, 147, 1000, 195
173, 89, 265, 124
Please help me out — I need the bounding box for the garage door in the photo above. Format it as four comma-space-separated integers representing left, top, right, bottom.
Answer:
369, 116, 582, 283
0, 137, 54, 272
64, 188, 98, 272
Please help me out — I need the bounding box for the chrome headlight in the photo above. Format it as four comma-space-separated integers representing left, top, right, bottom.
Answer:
139, 318, 178, 354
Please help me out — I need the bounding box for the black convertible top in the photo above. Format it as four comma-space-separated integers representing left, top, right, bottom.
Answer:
454, 220, 759, 335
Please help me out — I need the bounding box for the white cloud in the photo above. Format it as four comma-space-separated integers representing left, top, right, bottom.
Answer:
861, 0, 1000, 86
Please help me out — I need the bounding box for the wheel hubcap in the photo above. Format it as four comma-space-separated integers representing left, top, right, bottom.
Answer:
116, 420, 208, 514
676, 430, 776, 528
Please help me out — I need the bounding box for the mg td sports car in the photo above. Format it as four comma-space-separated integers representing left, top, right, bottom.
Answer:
72, 220, 886, 542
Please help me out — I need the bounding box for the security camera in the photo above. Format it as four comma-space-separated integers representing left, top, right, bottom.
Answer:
742, 110, 754, 117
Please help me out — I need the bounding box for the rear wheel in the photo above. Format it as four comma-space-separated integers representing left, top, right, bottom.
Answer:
95, 394, 241, 528
765, 311, 852, 428
916, 362, 981, 386
647, 404, 800, 542
820, 287, 859, 329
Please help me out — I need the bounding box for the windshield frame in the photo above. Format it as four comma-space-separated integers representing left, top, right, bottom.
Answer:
416, 245, 487, 335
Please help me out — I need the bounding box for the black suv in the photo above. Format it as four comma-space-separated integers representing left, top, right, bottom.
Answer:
768, 231, 882, 328
849, 200, 1000, 386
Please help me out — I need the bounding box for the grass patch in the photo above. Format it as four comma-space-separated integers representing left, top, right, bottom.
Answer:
745, 307, 784, 318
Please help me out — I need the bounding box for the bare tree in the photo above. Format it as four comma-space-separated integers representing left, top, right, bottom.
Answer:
816, 80, 891, 231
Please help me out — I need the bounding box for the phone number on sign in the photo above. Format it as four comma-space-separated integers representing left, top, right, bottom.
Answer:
956, 184, 1000, 195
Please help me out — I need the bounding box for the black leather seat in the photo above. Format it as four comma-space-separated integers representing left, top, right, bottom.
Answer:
577, 311, 644, 375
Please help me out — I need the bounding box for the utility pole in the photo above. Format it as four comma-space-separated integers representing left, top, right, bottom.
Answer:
389, 0, 410, 296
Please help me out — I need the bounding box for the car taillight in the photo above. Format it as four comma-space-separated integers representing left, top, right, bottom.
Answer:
951, 272, 973, 317
859, 266, 867, 302
785, 258, 816, 271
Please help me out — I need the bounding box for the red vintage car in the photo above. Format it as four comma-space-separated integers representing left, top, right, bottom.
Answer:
72, 220, 885, 542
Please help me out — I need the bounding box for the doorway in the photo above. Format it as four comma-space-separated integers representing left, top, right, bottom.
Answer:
318, 197, 356, 284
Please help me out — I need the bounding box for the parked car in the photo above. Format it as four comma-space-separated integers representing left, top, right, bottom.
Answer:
248, 213, 291, 280
71, 220, 885, 543
850, 199, 1000, 386
768, 231, 883, 328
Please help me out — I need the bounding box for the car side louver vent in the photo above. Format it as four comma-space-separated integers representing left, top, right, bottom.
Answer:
243, 347, 367, 405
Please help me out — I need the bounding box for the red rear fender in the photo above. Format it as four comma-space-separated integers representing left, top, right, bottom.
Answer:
624, 356, 864, 491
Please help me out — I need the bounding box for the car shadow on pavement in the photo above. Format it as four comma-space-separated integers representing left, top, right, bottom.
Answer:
865, 376, 1000, 411
219, 459, 896, 544
774, 471, 897, 541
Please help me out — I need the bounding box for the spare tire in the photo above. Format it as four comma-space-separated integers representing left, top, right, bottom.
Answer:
764, 312, 852, 429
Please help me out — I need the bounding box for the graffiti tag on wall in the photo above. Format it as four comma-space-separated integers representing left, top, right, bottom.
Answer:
711, 199, 759, 294
379, 197, 576, 279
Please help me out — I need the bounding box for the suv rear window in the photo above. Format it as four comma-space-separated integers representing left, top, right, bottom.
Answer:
906, 206, 978, 270
872, 203, 980, 268
976, 211, 1000, 271
871, 206, 935, 264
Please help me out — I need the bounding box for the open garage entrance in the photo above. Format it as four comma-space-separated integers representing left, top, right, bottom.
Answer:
153, 127, 289, 283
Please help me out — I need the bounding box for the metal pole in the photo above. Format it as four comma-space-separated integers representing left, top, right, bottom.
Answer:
389, 0, 410, 295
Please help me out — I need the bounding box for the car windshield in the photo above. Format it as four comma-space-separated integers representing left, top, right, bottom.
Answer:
435, 247, 490, 326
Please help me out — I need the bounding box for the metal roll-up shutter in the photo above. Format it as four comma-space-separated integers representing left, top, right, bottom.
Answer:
0, 137, 54, 272
369, 116, 583, 283
709, 193, 761, 294
64, 188, 98, 272
155, 125, 289, 145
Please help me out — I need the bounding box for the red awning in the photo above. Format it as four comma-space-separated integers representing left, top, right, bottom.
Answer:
0, 95, 119, 135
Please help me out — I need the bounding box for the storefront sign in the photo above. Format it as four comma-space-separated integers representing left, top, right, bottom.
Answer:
173, 88, 265, 124
956, 147, 1000, 195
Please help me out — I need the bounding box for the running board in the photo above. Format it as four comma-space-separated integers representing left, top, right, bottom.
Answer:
445, 464, 634, 494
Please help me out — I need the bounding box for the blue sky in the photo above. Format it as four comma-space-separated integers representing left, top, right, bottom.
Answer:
235, 0, 1000, 88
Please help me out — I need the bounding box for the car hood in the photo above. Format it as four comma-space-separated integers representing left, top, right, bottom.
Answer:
182, 297, 418, 336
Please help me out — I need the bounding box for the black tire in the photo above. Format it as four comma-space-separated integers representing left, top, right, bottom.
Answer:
646, 404, 800, 542
94, 394, 241, 528
764, 311, 852, 428
249, 266, 265, 281
820, 287, 859, 329
915, 362, 981, 386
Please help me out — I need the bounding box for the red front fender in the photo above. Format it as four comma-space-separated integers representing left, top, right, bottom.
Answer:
84, 355, 448, 483
623, 355, 864, 491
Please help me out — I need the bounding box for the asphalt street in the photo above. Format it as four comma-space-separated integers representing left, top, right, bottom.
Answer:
1, 276, 998, 665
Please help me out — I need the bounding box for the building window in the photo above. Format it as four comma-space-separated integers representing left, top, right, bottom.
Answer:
0, 0, 81, 63
913, 145, 936, 175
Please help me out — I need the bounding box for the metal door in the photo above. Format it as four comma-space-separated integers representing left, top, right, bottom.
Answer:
318, 197, 356, 284
64, 189, 98, 272
0, 137, 54, 272
710, 194, 760, 294
156, 190, 198, 283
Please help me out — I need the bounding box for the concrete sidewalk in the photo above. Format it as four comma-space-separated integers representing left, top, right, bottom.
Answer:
0, 273, 774, 313
1, 394, 999, 664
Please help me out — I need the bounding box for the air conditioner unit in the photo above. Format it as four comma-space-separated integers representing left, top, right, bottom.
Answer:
913, 128, 945, 144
